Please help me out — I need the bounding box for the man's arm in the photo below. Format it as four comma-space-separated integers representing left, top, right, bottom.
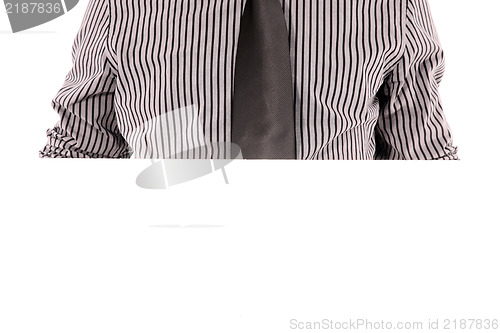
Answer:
374, 0, 459, 160
39, 0, 130, 158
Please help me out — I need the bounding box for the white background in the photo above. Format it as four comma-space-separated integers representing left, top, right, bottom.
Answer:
0, 1, 499, 333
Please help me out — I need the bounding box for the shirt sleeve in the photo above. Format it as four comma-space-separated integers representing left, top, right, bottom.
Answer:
39, 0, 130, 158
374, 0, 459, 160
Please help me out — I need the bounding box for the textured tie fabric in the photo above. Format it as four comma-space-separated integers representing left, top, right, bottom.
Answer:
231, 0, 297, 159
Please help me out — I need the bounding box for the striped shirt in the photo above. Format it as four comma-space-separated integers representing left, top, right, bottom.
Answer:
39, 0, 459, 160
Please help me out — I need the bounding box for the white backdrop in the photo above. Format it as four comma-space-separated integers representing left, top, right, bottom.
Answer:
0, 1, 499, 333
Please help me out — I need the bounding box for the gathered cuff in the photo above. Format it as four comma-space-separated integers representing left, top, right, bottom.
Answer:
433, 144, 460, 160
39, 127, 131, 159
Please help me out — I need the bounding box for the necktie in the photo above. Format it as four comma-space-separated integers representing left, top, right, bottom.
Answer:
231, 0, 297, 159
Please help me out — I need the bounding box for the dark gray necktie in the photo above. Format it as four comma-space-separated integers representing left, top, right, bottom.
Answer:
231, 0, 296, 159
